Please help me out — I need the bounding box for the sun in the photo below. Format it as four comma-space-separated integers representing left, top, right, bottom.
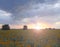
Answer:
34, 25, 41, 30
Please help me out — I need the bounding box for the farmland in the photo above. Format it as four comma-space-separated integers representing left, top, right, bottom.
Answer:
0, 29, 60, 47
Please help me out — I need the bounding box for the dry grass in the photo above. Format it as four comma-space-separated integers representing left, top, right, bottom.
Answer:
0, 29, 60, 47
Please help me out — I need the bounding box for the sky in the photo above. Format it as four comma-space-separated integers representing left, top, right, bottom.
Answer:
0, 0, 60, 29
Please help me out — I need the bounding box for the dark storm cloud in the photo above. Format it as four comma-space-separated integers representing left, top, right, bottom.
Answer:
12, 0, 60, 20
0, 0, 14, 12
0, 0, 59, 12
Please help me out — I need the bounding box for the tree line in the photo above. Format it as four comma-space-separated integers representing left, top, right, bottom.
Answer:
1, 24, 28, 30
1, 24, 55, 30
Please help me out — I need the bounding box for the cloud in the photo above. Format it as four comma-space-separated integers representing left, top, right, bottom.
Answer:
11, 0, 60, 27
0, 0, 60, 28
53, 22, 60, 29
0, 10, 11, 16
13, 1, 60, 21
13, 0, 60, 18
0, 10, 13, 24
55, 22, 60, 25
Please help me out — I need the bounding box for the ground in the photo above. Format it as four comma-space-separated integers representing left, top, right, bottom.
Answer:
0, 29, 60, 47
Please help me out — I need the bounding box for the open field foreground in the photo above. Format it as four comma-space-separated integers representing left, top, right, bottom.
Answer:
0, 29, 60, 47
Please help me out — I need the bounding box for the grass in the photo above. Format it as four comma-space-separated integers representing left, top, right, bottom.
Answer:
0, 29, 60, 47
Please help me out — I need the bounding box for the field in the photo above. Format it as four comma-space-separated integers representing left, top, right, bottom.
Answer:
0, 29, 60, 47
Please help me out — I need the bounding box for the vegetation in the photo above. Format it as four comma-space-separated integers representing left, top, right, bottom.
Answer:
2, 24, 10, 30
0, 29, 60, 47
23, 25, 28, 30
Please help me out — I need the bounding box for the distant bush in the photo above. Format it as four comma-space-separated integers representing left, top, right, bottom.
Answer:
23, 25, 28, 30
2, 24, 10, 30
45, 28, 55, 30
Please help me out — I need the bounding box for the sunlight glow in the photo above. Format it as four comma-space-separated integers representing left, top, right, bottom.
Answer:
34, 23, 42, 30
23, 22, 52, 29
34, 26, 41, 30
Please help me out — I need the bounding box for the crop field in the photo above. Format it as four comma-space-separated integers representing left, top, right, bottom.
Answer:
0, 29, 60, 47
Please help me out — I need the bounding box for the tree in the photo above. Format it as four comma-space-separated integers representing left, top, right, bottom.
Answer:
23, 25, 28, 30
2, 24, 10, 30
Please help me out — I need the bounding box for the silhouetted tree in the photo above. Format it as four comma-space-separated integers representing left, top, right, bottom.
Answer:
23, 25, 28, 30
2, 24, 10, 30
